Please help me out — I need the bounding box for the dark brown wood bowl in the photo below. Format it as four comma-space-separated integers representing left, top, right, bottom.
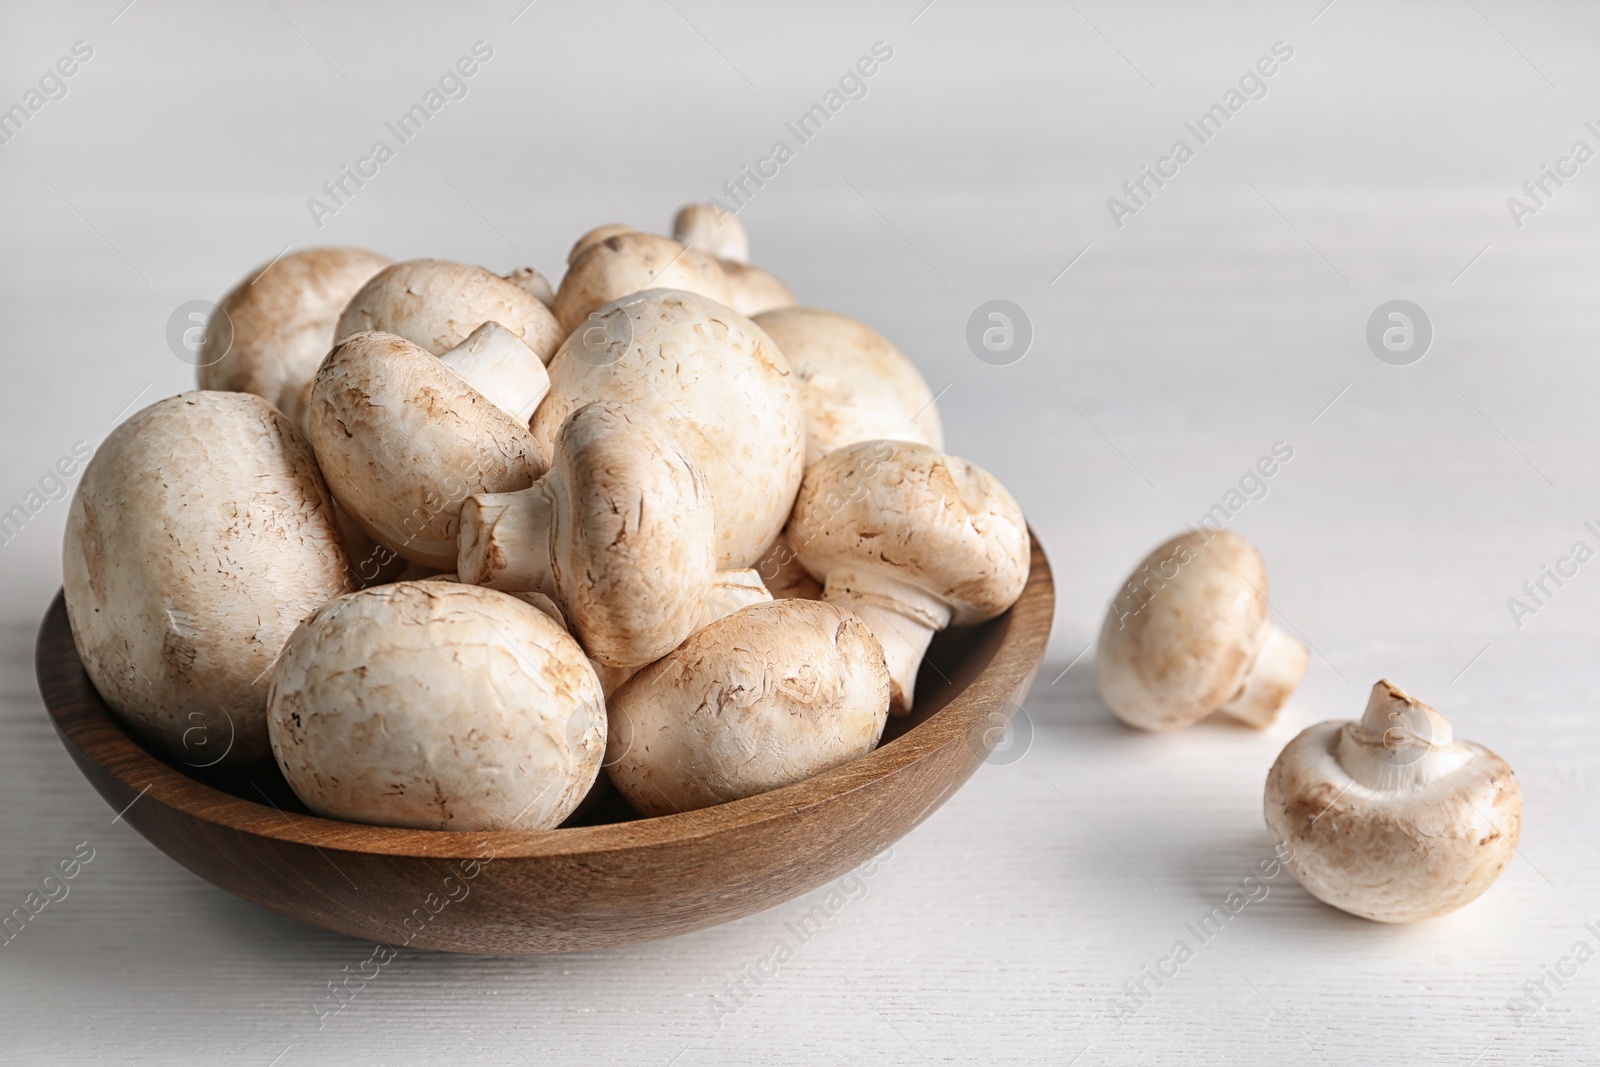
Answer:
35, 537, 1053, 953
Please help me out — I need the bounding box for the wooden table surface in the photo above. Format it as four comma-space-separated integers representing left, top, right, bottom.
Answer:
2, 0, 1598, 1062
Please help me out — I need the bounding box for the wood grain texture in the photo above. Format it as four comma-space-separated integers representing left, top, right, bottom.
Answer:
33, 539, 1053, 954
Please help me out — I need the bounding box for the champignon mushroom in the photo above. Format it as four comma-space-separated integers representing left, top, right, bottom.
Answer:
1095, 530, 1308, 732
503, 266, 555, 308
671, 202, 748, 262
606, 598, 890, 815
787, 439, 1030, 714
309, 324, 548, 570
63, 391, 353, 766
1264, 679, 1522, 923
670, 203, 794, 317
335, 258, 564, 364
267, 581, 604, 831
551, 232, 731, 337
753, 307, 944, 467
590, 568, 774, 696
457, 401, 717, 668
198, 247, 391, 431
568, 223, 637, 266
531, 289, 805, 569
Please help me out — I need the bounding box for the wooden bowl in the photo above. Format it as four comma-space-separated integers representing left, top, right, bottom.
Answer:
36, 538, 1052, 953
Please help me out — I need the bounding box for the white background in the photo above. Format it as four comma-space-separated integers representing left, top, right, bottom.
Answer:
3, 0, 1599, 1062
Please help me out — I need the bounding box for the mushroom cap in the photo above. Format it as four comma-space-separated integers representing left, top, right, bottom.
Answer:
335, 258, 564, 364
267, 581, 604, 831
720, 259, 796, 318
199, 247, 391, 422
606, 599, 890, 815
754, 307, 944, 467
671, 202, 749, 262
568, 223, 636, 266
309, 331, 545, 569
63, 391, 353, 765
532, 289, 805, 569
552, 232, 732, 337
1095, 529, 1276, 732
546, 401, 718, 667
788, 440, 1029, 624
1264, 681, 1522, 923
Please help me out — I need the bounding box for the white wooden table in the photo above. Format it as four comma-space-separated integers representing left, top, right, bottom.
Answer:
3, 1, 1597, 1062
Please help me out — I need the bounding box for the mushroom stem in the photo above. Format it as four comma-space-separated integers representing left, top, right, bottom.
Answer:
1335, 680, 1469, 791
458, 486, 555, 594
593, 569, 774, 697
822, 568, 952, 715
1215, 622, 1311, 728
438, 322, 549, 423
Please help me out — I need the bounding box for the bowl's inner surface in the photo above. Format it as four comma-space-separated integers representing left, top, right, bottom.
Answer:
97, 613, 1001, 830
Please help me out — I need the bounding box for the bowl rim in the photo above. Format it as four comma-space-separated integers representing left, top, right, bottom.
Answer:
38, 535, 1053, 862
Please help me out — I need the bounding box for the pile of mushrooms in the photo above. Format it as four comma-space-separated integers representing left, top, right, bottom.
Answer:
61, 203, 1031, 831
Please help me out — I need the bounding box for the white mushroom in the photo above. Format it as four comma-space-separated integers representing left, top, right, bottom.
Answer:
671, 202, 749, 262
753, 307, 944, 467
531, 289, 805, 568
670, 202, 794, 317
787, 439, 1030, 714
336, 258, 564, 364
606, 599, 890, 815
1095, 530, 1308, 732
457, 401, 717, 668
590, 568, 774, 696
503, 266, 555, 308
198, 247, 391, 431
567, 223, 637, 266
551, 232, 731, 337
267, 581, 604, 831
1264, 680, 1523, 923
63, 391, 353, 765
309, 325, 548, 570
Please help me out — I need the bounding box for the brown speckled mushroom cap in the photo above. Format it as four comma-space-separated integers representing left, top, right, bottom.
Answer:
1264, 679, 1522, 923
606, 598, 890, 816
787, 439, 1030, 713
567, 223, 637, 266
458, 401, 717, 668
199, 247, 391, 430
267, 581, 605, 831
63, 391, 353, 766
1095, 529, 1308, 732
532, 289, 804, 569
309, 330, 546, 570
754, 307, 944, 467
336, 258, 563, 364
552, 232, 731, 337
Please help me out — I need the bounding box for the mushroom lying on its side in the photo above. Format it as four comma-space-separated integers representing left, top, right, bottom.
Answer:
457, 401, 717, 669
753, 307, 943, 468
63, 392, 353, 765
552, 232, 731, 337
268, 581, 605, 831
309, 325, 548, 569
531, 289, 805, 569
787, 439, 1031, 714
1095, 530, 1308, 732
198, 247, 391, 431
606, 599, 890, 816
1264, 680, 1522, 923
336, 258, 564, 364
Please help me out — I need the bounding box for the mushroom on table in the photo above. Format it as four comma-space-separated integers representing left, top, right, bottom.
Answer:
1264, 679, 1523, 923
1095, 529, 1308, 732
